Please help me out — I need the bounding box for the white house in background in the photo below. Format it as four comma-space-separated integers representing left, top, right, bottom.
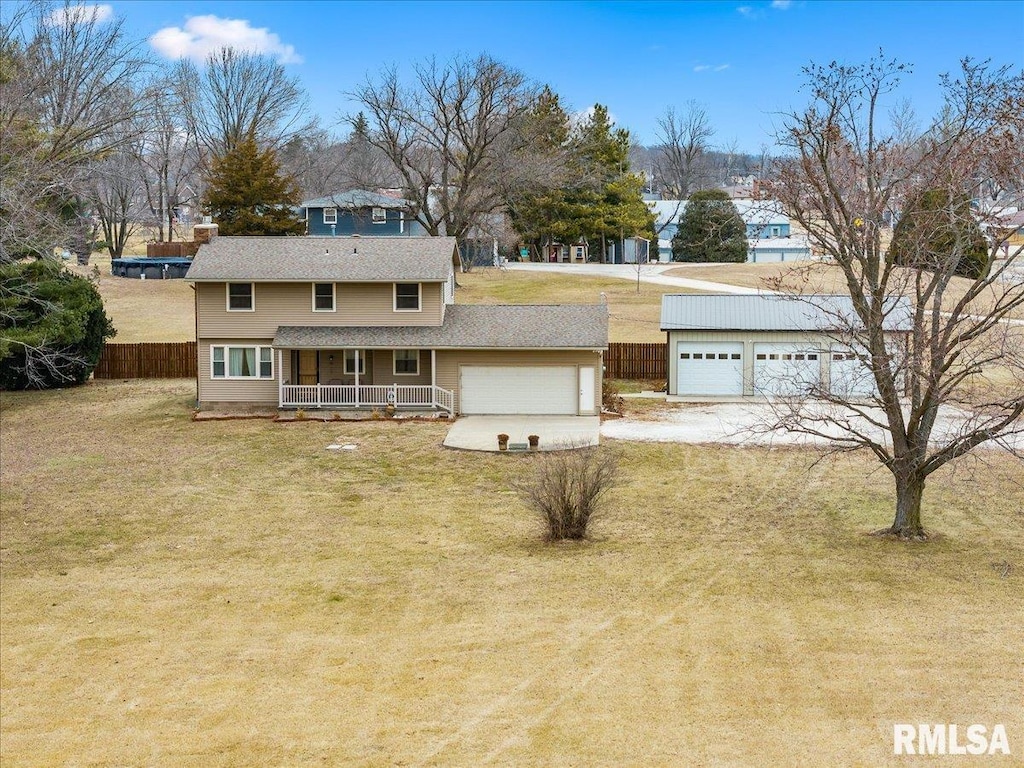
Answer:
660, 294, 912, 399
650, 198, 800, 262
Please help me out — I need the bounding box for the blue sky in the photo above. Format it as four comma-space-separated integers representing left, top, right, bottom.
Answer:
70, 1, 1024, 151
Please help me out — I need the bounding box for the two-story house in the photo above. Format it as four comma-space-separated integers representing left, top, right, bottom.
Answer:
300, 190, 425, 237
185, 236, 607, 415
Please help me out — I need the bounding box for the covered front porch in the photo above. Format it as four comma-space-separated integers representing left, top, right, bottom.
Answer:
276, 347, 454, 413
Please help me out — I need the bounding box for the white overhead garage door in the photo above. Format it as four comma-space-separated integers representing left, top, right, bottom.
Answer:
830, 348, 877, 397
460, 365, 578, 415
753, 343, 821, 396
676, 342, 744, 396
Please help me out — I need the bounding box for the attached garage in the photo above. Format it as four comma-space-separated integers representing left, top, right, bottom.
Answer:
459, 365, 580, 415
676, 342, 743, 396
753, 343, 821, 396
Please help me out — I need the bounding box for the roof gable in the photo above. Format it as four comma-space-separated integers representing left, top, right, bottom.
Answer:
300, 190, 412, 210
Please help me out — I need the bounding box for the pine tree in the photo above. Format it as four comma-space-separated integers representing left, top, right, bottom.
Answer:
889, 189, 989, 279
203, 136, 304, 236
671, 189, 747, 262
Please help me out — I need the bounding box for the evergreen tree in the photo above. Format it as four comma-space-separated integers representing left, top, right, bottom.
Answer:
0, 259, 115, 389
203, 136, 304, 236
889, 188, 989, 279
671, 189, 747, 262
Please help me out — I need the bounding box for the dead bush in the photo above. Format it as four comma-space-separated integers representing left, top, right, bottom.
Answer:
519, 444, 619, 540
602, 379, 624, 414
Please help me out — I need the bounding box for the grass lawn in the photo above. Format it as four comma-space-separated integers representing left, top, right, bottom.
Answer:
2, 380, 1022, 766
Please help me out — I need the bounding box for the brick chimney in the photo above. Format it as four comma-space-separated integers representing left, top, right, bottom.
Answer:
193, 222, 219, 244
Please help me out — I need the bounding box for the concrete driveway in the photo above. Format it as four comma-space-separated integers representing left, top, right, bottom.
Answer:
601, 402, 1023, 450
444, 415, 600, 452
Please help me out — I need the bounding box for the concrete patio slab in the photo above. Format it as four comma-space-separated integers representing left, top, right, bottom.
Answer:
443, 416, 600, 452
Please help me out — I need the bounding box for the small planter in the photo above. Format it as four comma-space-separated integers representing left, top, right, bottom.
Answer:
528, 435, 540, 451
497, 433, 510, 451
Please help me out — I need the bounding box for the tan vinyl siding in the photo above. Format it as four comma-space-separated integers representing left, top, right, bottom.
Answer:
370, 350, 431, 386
197, 338, 279, 405
436, 349, 603, 415
196, 281, 444, 338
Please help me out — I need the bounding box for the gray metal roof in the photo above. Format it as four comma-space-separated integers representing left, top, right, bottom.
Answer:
185, 236, 458, 282
274, 304, 609, 349
660, 294, 913, 332
300, 190, 411, 210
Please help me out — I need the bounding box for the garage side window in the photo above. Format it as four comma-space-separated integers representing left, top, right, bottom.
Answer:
393, 349, 419, 375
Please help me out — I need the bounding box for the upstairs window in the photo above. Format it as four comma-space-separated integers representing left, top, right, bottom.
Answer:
312, 282, 335, 312
372, 206, 387, 224
394, 282, 421, 311
323, 207, 337, 225
226, 282, 254, 311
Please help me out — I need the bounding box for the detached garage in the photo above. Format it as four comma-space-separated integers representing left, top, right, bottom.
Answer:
661, 294, 911, 399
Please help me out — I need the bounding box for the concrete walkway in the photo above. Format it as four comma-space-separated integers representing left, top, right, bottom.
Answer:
443, 415, 600, 452
505, 262, 774, 294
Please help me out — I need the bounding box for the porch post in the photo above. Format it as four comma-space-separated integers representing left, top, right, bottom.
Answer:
430, 349, 437, 408
277, 348, 283, 407
354, 349, 360, 408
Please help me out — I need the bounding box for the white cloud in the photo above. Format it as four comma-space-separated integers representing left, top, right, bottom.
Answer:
149, 15, 303, 64
714, 64, 730, 71
693, 64, 711, 72
694, 64, 730, 73
771, 0, 793, 9
45, 4, 113, 26
737, 5, 756, 17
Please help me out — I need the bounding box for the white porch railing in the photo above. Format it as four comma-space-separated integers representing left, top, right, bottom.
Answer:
280, 383, 454, 413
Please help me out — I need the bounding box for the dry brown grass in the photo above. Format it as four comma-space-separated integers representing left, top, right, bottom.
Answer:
456, 270, 695, 342
2, 380, 1022, 766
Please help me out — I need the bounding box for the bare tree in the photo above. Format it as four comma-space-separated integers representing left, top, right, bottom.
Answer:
134, 82, 202, 242
88, 142, 147, 257
175, 47, 314, 164
349, 54, 541, 241
765, 55, 1024, 538
1, 0, 152, 260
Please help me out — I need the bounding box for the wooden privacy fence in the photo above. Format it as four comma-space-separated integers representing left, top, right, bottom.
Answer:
605, 342, 666, 380
91, 341, 664, 381
93, 342, 196, 379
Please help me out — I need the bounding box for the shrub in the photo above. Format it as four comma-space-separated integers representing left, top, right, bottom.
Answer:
0, 258, 115, 389
602, 379, 624, 413
519, 444, 619, 540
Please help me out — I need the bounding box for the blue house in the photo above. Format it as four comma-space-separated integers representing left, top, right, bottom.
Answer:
301, 190, 426, 237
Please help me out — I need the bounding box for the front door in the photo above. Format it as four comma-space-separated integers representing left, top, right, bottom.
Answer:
298, 350, 318, 385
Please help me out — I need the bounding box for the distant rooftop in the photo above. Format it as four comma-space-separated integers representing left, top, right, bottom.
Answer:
300, 190, 412, 210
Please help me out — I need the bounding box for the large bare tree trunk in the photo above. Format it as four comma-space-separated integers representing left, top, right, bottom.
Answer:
889, 474, 925, 538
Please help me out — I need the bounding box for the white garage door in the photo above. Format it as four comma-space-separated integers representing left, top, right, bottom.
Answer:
460, 366, 578, 414
830, 348, 876, 397
754, 343, 821, 396
676, 342, 744, 396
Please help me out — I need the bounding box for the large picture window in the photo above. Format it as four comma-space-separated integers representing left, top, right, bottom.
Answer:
394, 282, 421, 311
226, 283, 254, 311
393, 349, 419, 375
211, 345, 273, 379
